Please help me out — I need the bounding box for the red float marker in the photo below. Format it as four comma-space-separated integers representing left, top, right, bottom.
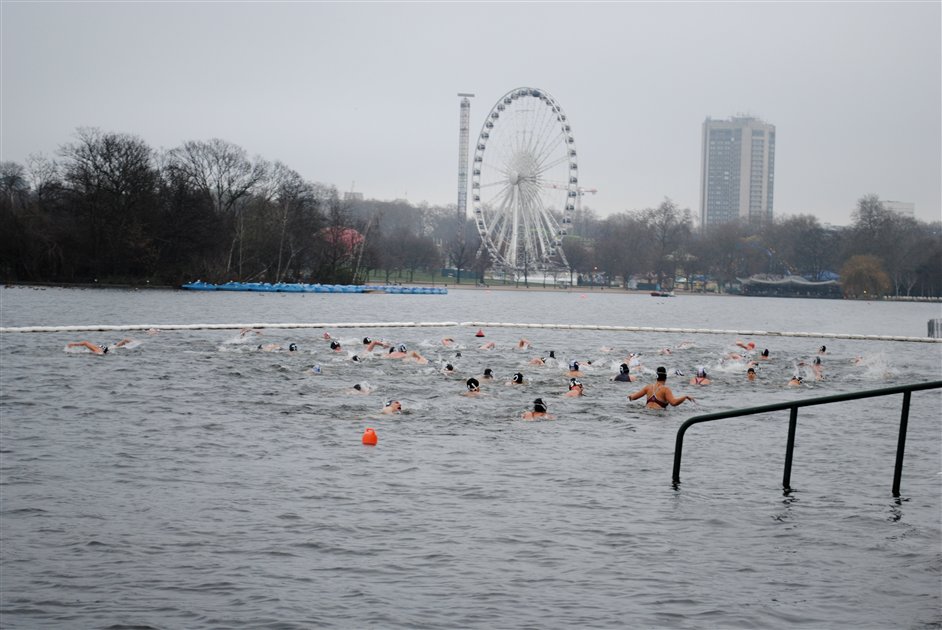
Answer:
362, 427, 378, 446
475, 329, 485, 337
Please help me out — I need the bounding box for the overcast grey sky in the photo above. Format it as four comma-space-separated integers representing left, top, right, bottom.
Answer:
2, 1, 940, 225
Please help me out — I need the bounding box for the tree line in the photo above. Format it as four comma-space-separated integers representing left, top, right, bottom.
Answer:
1, 128, 940, 297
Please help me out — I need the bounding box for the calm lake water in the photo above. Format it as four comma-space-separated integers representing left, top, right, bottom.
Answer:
1, 286, 941, 629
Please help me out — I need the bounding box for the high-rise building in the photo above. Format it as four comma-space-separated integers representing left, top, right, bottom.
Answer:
700, 116, 775, 228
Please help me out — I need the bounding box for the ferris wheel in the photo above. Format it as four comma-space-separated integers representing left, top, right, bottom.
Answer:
470, 87, 578, 273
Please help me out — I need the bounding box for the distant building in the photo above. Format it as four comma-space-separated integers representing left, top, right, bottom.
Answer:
884, 200, 915, 217
700, 116, 776, 228
343, 191, 364, 202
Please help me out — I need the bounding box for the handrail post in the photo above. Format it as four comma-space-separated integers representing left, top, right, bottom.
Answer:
892, 391, 912, 497
782, 406, 799, 493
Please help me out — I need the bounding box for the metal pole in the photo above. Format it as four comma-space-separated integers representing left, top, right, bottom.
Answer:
783, 406, 798, 492
892, 391, 911, 497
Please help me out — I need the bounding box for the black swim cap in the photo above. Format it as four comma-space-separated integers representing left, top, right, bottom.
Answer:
352, 355, 360, 362
445, 364, 453, 371
466, 377, 479, 391
620, 363, 629, 374
289, 343, 297, 351
330, 341, 340, 350
762, 349, 769, 357
533, 398, 547, 413
363, 337, 372, 344
455, 351, 461, 358
656, 366, 668, 380
513, 372, 523, 383
483, 368, 493, 377
549, 350, 556, 358
353, 383, 362, 391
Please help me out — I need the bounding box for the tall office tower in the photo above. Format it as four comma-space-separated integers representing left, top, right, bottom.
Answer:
700, 116, 775, 228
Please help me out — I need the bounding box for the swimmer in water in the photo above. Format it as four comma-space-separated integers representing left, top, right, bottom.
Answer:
517, 338, 531, 350
812, 356, 824, 380
442, 363, 456, 375
441, 337, 455, 347
463, 377, 481, 397
404, 350, 429, 365
565, 378, 584, 397
818, 345, 828, 355
257, 343, 282, 352
747, 366, 757, 382
788, 375, 803, 387
479, 341, 496, 350
759, 349, 770, 360
522, 398, 551, 421
529, 356, 546, 366
628, 366, 695, 410
508, 372, 525, 386
383, 344, 408, 359
736, 340, 756, 351
67, 338, 134, 355
289, 343, 298, 352
67, 341, 109, 354
612, 363, 636, 382
482, 368, 494, 380
362, 337, 388, 353
240, 328, 262, 338
329, 340, 342, 352
566, 361, 584, 377
689, 367, 711, 386
349, 383, 372, 394
381, 400, 402, 414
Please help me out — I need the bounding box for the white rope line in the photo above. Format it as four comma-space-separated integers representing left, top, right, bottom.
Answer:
1, 321, 939, 343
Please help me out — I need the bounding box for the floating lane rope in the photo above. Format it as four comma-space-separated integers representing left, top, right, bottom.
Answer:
0, 321, 939, 343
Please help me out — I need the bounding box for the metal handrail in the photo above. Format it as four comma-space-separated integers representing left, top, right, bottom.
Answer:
672, 380, 942, 496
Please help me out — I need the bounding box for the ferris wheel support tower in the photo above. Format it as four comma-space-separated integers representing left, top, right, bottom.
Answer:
456, 93, 475, 221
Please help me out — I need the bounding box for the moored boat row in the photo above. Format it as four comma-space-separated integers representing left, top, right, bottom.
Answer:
181, 281, 447, 295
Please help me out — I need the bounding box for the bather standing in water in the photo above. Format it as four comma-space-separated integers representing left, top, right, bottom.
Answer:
629, 366, 695, 409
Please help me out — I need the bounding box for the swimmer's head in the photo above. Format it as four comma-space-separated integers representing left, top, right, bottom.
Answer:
289, 343, 298, 352
352, 355, 360, 362
353, 383, 362, 391
656, 366, 668, 381
696, 367, 706, 378
533, 398, 547, 413
466, 377, 480, 392
620, 363, 630, 374
257, 344, 263, 350
445, 363, 454, 372
813, 357, 821, 365
512, 372, 524, 384
363, 337, 372, 344
397, 343, 407, 353
761, 349, 769, 357
747, 367, 756, 374
101, 345, 109, 354
569, 360, 579, 371
819, 345, 827, 353
569, 378, 582, 390
329, 340, 340, 350
384, 399, 401, 411
455, 351, 461, 358
483, 368, 493, 378
549, 350, 556, 359
747, 342, 756, 350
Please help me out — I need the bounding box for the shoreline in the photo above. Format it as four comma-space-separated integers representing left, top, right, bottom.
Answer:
3, 281, 940, 302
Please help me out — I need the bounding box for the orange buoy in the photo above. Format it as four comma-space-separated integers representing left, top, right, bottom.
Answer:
475, 329, 485, 337
362, 427, 378, 446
